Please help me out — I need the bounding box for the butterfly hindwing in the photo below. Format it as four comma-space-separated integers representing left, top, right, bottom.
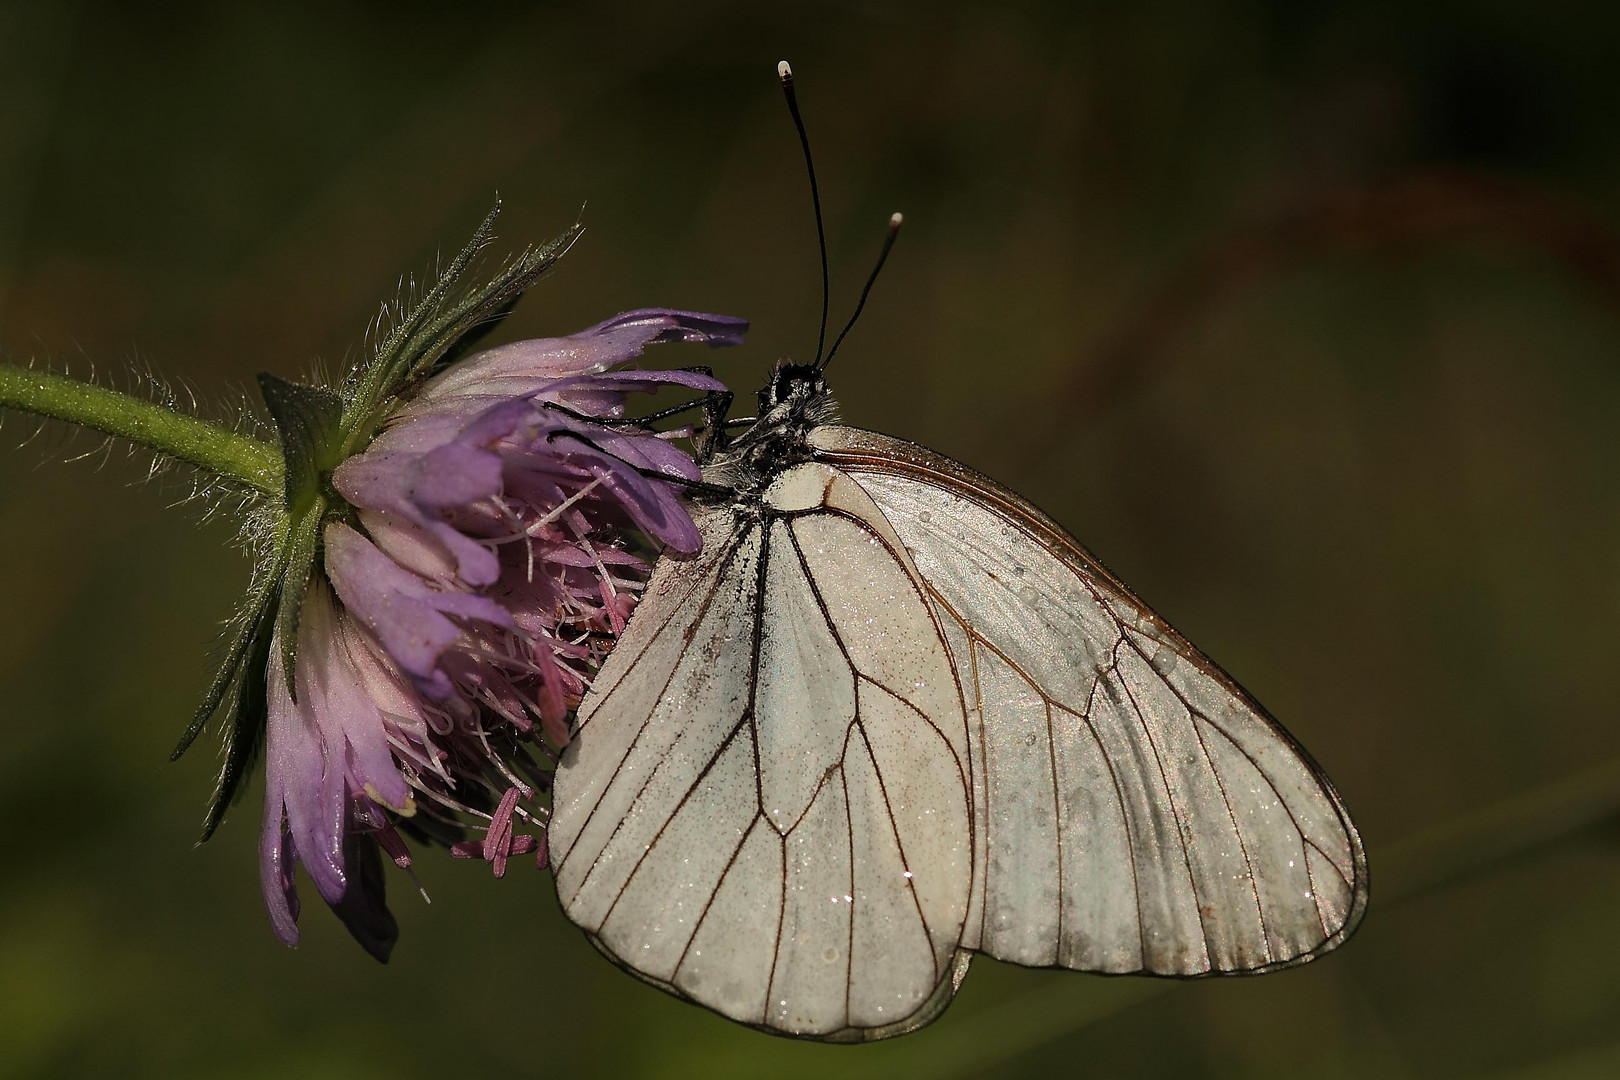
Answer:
812, 425, 1368, 978
551, 465, 973, 1040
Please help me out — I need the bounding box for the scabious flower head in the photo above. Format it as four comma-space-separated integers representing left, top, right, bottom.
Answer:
172, 208, 743, 960
262, 309, 740, 959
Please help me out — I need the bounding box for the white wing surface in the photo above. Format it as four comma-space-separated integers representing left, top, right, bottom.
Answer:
550, 463, 974, 1041
809, 426, 1368, 977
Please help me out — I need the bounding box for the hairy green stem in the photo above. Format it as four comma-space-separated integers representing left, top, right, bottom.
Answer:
0, 365, 282, 496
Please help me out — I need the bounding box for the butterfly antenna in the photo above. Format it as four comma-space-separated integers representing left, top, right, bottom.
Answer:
778, 60, 830, 367
821, 212, 902, 371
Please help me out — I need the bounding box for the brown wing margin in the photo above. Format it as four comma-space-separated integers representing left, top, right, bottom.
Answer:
810, 424, 1369, 973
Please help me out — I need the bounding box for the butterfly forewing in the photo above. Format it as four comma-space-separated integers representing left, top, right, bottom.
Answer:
809, 425, 1368, 978
551, 464, 973, 1040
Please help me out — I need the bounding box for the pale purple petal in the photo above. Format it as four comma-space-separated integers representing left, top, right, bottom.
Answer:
579, 307, 750, 346
336, 620, 447, 784
325, 522, 513, 700
259, 817, 301, 948
412, 368, 727, 428
420, 308, 745, 402
258, 586, 432, 952
353, 410, 472, 456
581, 368, 730, 394
318, 618, 413, 813
508, 413, 704, 552
354, 509, 459, 584
290, 591, 413, 813
332, 445, 504, 587
264, 621, 346, 906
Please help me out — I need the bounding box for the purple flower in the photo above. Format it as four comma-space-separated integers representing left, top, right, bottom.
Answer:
258, 308, 743, 959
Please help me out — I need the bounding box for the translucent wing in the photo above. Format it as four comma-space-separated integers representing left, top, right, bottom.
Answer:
549, 465, 974, 1040
810, 426, 1368, 977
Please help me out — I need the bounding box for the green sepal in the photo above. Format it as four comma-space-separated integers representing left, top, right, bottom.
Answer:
253, 372, 343, 705
172, 538, 287, 841
272, 495, 326, 701
339, 201, 582, 457
367, 201, 503, 388
396, 218, 582, 386
170, 559, 280, 762
256, 372, 344, 512
200, 576, 279, 841
435, 291, 524, 372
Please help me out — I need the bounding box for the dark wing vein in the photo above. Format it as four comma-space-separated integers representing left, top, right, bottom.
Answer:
961, 610, 990, 948
1082, 709, 1148, 967
556, 527, 751, 879
778, 747, 850, 835
1187, 712, 1272, 963
746, 521, 772, 815
1044, 698, 1065, 948
782, 515, 949, 980
802, 505, 973, 703
1109, 636, 1214, 968
783, 513, 969, 813
842, 764, 857, 1024
574, 525, 747, 736
1119, 625, 1360, 909
762, 829, 791, 1024
597, 719, 751, 929
1193, 713, 1332, 937
853, 721, 942, 982
673, 815, 764, 980
1140, 631, 1344, 887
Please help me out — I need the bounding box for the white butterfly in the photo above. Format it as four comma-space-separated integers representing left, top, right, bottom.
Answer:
547, 359, 1367, 1041
548, 62, 1365, 1042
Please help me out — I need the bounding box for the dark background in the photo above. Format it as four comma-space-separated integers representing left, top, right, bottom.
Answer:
3, 1, 1619, 1076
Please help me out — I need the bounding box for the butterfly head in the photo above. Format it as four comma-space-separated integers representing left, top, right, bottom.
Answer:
700, 360, 836, 493
738, 360, 837, 448
759, 362, 827, 415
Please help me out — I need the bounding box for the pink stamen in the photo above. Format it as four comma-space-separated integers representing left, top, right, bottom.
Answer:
484, 785, 524, 878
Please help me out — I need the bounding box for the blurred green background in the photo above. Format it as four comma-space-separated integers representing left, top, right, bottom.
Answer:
3, 1, 1619, 1076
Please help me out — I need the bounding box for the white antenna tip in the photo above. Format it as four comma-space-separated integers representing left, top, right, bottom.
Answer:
778, 60, 792, 79
889, 212, 904, 227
